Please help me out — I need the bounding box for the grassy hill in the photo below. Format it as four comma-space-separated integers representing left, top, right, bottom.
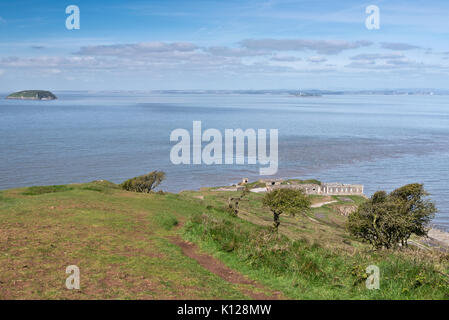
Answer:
0, 181, 448, 299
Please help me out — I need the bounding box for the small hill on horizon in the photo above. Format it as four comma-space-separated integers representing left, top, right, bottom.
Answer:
6, 90, 57, 100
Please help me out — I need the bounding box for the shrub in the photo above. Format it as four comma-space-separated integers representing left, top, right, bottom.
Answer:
262, 188, 311, 230
347, 183, 436, 249
226, 197, 240, 216
120, 171, 165, 193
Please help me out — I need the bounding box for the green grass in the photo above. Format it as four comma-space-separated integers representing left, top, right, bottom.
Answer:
245, 181, 266, 188
183, 209, 449, 299
281, 179, 322, 185
22, 185, 74, 195
150, 212, 179, 230
0, 181, 448, 299
0, 182, 249, 299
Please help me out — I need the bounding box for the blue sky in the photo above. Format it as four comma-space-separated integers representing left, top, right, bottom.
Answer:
1, 0, 449, 90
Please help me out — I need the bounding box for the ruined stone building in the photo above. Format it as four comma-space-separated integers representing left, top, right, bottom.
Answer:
266, 181, 364, 195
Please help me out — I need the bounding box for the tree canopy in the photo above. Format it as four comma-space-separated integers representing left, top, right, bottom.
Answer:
262, 188, 311, 230
347, 183, 436, 249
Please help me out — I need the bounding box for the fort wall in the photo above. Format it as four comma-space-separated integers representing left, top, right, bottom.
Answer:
267, 182, 364, 195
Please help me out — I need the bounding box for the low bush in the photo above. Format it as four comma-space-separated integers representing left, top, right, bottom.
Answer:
120, 171, 165, 193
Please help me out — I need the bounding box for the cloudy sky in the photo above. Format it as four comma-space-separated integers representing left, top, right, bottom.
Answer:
1, 0, 449, 90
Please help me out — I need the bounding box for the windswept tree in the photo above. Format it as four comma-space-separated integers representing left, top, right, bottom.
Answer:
347, 183, 436, 249
262, 188, 311, 231
120, 171, 165, 193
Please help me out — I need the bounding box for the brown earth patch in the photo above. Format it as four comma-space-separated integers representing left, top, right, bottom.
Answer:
170, 236, 284, 300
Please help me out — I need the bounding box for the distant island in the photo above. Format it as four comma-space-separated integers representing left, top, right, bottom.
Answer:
6, 90, 57, 100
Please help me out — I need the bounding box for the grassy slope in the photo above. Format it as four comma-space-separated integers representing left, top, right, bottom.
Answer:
0, 182, 249, 299
181, 189, 449, 299
0, 182, 448, 299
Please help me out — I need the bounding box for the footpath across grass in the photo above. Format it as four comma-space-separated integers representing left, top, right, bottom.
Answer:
0, 181, 448, 299
183, 206, 449, 299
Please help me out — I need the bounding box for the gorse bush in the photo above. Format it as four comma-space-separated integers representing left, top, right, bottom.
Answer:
347, 183, 436, 249
120, 171, 165, 193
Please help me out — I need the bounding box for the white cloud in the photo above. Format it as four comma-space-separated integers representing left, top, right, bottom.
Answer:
76, 42, 198, 57
350, 53, 405, 60
380, 42, 421, 51
270, 55, 302, 62
240, 39, 372, 55
345, 58, 446, 71
206, 46, 268, 57
1, 38, 447, 89
307, 56, 327, 63
0, 56, 100, 68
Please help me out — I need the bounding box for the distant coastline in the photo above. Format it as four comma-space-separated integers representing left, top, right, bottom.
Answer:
85, 88, 448, 95
3, 89, 446, 97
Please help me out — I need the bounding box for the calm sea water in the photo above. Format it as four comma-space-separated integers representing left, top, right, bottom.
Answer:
1, 92, 448, 231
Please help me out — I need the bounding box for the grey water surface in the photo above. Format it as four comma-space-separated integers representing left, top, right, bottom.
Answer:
1, 92, 448, 230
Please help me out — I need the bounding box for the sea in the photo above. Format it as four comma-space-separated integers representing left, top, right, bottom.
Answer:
1, 91, 448, 231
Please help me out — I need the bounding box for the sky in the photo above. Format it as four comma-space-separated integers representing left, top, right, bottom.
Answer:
0, 0, 449, 90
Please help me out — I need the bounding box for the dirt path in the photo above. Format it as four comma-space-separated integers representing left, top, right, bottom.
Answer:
310, 200, 337, 208
170, 235, 285, 300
